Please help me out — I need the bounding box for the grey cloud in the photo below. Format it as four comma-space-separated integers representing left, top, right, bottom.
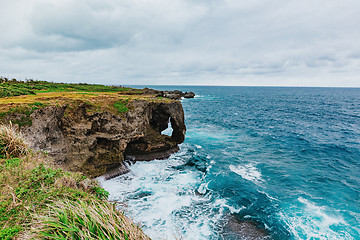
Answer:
1, 0, 360, 86
28, 1, 133, 51
22, 0, 210, 52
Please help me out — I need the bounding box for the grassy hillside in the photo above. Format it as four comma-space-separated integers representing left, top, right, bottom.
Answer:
0, 78, 169, 129
0, 123, 150, 239
0, 77, 139, 98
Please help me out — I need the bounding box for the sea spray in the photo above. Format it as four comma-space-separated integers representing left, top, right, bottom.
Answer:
100, 145, 231, 239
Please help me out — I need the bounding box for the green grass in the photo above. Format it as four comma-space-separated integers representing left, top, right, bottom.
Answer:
0, 124, 150, 240
0, 157, 96, 238
0, 226, 20, 240
0, 102, 47, 128
113, 99, 129, 113
0, 77, 132, 98
38, 200, 140, 240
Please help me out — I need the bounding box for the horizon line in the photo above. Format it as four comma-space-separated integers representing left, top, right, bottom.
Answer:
126, 84, 360, 89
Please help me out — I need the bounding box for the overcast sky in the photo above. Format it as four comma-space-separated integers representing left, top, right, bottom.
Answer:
1, 0, 360, 87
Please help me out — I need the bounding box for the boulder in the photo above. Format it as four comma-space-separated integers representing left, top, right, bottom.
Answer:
184, 92, 195, 98
164, 93, 181, 100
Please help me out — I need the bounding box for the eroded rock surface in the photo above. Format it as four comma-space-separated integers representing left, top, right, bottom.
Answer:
23, 99, 186, 178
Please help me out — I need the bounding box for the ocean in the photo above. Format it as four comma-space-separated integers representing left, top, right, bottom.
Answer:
100, 86, 360, 239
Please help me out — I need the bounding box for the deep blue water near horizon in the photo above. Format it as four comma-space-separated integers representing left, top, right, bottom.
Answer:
101, 86, 360, 239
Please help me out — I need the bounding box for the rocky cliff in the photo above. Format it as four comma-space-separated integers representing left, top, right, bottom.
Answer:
22, 99, 186, 178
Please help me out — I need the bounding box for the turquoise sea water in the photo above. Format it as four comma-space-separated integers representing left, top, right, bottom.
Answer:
101, 86, 360, 239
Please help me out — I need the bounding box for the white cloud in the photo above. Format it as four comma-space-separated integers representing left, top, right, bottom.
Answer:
0, 0, 360, 86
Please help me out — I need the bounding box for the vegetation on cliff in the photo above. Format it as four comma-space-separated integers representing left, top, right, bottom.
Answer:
0, 78, 185, 179
0, 77, 135, 98
0, 124, 150, 239
0, 78, 173, 130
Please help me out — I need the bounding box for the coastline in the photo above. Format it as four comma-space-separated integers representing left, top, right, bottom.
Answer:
0, 78, 194, 239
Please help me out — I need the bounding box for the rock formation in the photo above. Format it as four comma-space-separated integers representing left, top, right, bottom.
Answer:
22, 99, 186, 178
142, 88, 195, 99
222, 215, 270, 239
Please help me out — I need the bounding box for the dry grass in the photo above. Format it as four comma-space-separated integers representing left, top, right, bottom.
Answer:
33, 200, 150, 240
0, 124, 150, 240
0, 91, 169, 114
0, 123, 29, 158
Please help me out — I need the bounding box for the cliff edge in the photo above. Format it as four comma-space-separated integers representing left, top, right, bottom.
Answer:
25, 100, 185, 178
0, 79, 188, 178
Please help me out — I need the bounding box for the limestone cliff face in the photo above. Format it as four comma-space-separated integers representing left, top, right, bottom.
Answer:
23, 100, 186, 178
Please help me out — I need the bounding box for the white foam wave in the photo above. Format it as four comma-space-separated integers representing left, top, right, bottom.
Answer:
99, 149, 227, 240
197, 182, 208, 195
280, 197, 351, 239
298, 197, 344, 226
213, 199, 245, 214
229, 163, 263, 184
258, 190, 278, 202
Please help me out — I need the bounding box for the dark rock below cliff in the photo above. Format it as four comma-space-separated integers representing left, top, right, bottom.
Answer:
222, 215, 271, 240
22, 99, 186, 178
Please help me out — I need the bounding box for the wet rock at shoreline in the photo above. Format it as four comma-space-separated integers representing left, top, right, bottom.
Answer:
222, 215, 271, 240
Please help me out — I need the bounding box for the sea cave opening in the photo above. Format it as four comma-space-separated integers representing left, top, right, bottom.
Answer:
161, 119, 174, 137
